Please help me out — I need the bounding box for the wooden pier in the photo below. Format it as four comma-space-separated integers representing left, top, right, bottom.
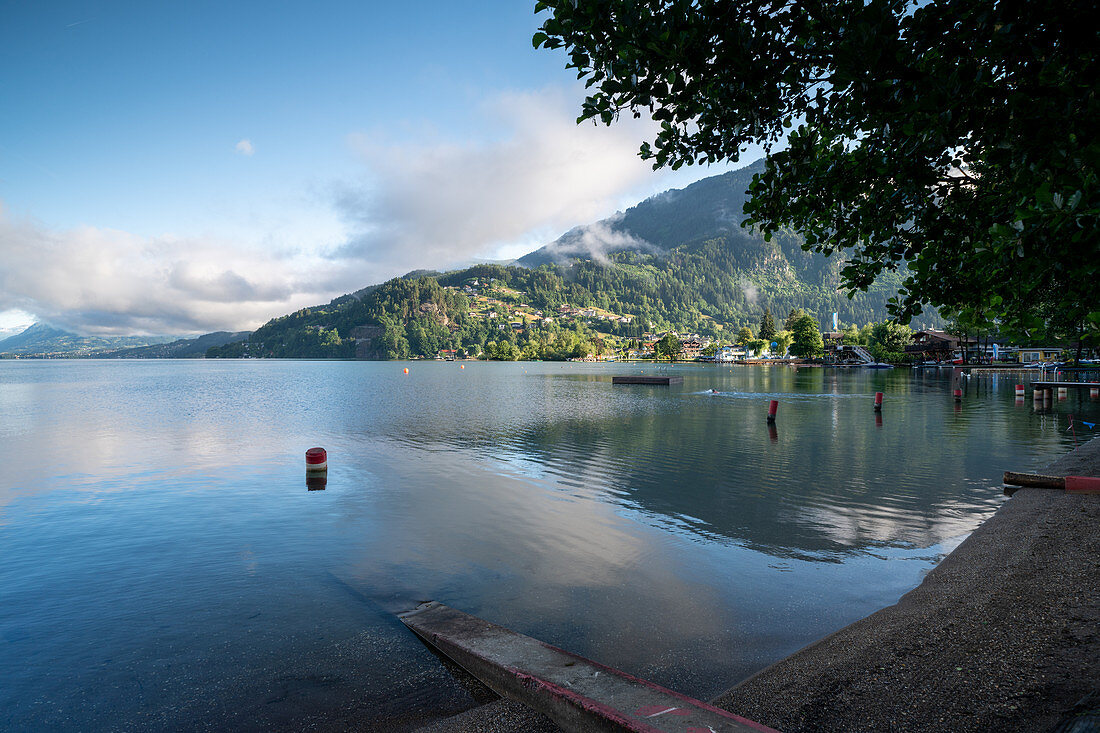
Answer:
612, 375, 684, 385
400, 601, 775, 733
1032, 381, 1100, 389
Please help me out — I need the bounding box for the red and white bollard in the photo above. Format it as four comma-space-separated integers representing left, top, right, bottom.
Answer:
306, 447, 328, 473
1015, 384, 1025, 397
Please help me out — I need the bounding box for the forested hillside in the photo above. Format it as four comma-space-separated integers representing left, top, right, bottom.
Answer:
209, 163, 938, 360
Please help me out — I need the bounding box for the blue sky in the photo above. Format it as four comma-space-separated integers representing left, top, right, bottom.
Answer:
0, 0, 749, 336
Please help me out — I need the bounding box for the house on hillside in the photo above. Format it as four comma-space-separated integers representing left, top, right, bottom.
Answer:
680, 338, 706, 360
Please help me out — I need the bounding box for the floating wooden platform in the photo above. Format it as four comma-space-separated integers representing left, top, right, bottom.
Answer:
400, 601, 775, 733
612, 375, 684, 385
1032, 381, 1100, 389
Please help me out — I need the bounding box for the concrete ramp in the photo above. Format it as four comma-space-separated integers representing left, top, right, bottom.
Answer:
400, 601, 776, 733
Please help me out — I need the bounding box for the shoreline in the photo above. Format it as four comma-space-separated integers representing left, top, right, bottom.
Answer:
418, 437, 1100, 732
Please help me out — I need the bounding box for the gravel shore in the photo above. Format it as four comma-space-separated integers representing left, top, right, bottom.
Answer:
419, 437, 1100, 733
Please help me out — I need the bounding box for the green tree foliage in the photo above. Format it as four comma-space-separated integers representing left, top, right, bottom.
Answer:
758, 308, 776, 342
736, 326, 754, 345
790, 314, 824, 359
784, 309, 806, 332
871, 321, 914, 354
773, 330, 794, 357
486, 340, 520, 361
745, 338, 768, 357
534, 0, 1099, 337
654, 333, 682, 361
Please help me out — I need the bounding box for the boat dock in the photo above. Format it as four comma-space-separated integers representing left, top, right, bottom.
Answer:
400, 601, 774, 733
612, 375, 684, 385
1032, 381, 1100, 389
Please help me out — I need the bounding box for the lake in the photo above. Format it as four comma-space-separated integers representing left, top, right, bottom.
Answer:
1, 360, 1096, 731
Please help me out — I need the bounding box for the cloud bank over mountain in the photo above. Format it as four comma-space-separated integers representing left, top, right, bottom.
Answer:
332, 89, 668, 273
0, 205, 353, 335
0, 89, 711, 336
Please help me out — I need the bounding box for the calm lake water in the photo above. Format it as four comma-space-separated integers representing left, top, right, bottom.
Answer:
2, 360, 1096, 731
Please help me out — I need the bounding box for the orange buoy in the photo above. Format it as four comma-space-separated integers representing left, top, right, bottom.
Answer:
404, 367, 409, 374
460, 365, 465, 369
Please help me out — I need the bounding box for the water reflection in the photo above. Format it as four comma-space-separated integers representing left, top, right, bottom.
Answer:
1, 360, 1096, 730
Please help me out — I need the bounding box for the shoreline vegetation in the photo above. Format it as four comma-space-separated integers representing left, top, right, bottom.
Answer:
5, 274, 1088, 365
418, 436, 1100, 733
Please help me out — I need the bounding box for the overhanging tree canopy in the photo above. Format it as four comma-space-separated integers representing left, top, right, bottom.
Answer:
534, 0, 1099, 339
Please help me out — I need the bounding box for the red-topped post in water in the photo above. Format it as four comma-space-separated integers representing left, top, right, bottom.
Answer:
874, 392, 883, 411
767, 400, 778, 423
305, 447, 327, 473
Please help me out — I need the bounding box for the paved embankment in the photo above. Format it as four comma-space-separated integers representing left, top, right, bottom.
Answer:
418, 437, 1100, 732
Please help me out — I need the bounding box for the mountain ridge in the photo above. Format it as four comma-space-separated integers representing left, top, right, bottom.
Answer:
0, 322, 176, 357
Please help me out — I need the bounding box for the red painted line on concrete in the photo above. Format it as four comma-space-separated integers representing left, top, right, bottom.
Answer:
400, 601, 777, 733
508, 669, 667, 733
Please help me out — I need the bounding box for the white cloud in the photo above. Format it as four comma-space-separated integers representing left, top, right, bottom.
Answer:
333, 88, 674, 276
739, 277, 760, 305
0, 308, 35, 338
0, 205, 362, 335
0, 87, 724, 337
533, 214, 660, 265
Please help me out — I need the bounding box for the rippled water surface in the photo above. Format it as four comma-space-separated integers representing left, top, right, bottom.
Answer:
2, 360, 1096, 730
